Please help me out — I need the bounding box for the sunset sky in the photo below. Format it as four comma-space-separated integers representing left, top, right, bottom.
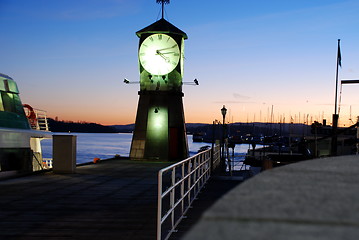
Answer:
1, 0, 359, 126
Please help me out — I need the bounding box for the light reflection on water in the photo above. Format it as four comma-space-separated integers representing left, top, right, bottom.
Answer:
41, 133, 249, 164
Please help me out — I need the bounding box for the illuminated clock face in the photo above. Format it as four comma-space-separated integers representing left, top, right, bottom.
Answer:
139, 34, 180, 75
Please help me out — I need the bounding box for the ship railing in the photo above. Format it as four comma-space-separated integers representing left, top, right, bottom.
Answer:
33, 108, 49, 131
32, 153, 53, 171
42, 158, 53, 169
157, 144, 220, 240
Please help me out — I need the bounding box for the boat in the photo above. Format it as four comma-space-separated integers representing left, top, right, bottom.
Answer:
0, 73, 51, 178
197, 145, 211, 153
244, 136, 313, 171
192, 132, 205, 142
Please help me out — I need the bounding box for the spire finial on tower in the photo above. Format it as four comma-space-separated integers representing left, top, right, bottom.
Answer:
156, 0, 170, 19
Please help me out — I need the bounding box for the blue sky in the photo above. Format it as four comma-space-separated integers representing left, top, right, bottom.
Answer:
1, 0, 359, 125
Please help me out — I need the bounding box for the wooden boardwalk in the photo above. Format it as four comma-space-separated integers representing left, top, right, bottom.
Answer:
0, 158, 245, 240
0, 159, 171, 240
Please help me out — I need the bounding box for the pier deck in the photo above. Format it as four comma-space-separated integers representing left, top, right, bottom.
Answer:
0, 159, 171, 240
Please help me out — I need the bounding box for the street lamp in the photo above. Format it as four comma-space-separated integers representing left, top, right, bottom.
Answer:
221, 105, 227, 173
221, 105, 227, 124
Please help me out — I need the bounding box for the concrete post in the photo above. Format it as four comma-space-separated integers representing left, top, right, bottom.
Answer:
53, 135, 76, 173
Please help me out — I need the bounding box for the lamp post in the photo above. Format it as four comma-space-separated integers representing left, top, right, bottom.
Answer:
221, 105, 227, 125
221, 105, 227, 173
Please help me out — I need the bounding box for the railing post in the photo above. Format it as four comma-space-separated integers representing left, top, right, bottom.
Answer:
171, 169, 175, 229
44, 115, 49, 131
187, 159, 191, 205
157, 171, 163, 240
35, 111, 40, 130
211, 121, 215, 174
181, 163, 185, 214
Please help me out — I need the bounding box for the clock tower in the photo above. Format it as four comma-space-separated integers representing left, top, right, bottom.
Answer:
129, 2, 189, 161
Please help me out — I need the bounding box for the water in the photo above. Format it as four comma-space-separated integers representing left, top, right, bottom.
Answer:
41, 133, 250, 164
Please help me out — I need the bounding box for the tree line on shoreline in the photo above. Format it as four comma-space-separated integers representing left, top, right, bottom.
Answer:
48, 118, 321, 137
47, 118, 120, 133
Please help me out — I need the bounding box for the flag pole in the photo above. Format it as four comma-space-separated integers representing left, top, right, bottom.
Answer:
332, 39, 341, 156
334, 39, 341, 115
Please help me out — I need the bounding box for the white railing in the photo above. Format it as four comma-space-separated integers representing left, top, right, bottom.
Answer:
33, 109, 49, 131
212, 144, 221, 171
24, 106, 49, 131
32, 154, 53, 171
157, 144, 220, 240
42, 158, 53, 169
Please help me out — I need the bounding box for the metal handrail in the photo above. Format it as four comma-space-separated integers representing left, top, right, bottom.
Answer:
33, 109, 49, 131
42, 158, 53, 169
157, 144, 220, 240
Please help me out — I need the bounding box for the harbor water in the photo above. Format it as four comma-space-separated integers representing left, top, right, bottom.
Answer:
41, 133, 250, 164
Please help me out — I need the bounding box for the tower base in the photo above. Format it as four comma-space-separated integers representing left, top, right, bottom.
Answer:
130, 91, 188, 161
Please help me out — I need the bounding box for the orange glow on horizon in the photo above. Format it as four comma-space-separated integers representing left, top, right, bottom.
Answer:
49, 102, 358, 128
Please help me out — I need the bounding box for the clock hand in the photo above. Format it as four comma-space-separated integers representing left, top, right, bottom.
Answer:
156, 50, 170, 62
157, 44, 177, 52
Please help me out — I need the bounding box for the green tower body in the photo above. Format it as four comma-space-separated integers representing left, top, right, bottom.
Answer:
130, 18, 189, 161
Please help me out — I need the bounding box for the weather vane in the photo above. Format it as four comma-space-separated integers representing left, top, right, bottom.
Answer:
156, 0, 170, 19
